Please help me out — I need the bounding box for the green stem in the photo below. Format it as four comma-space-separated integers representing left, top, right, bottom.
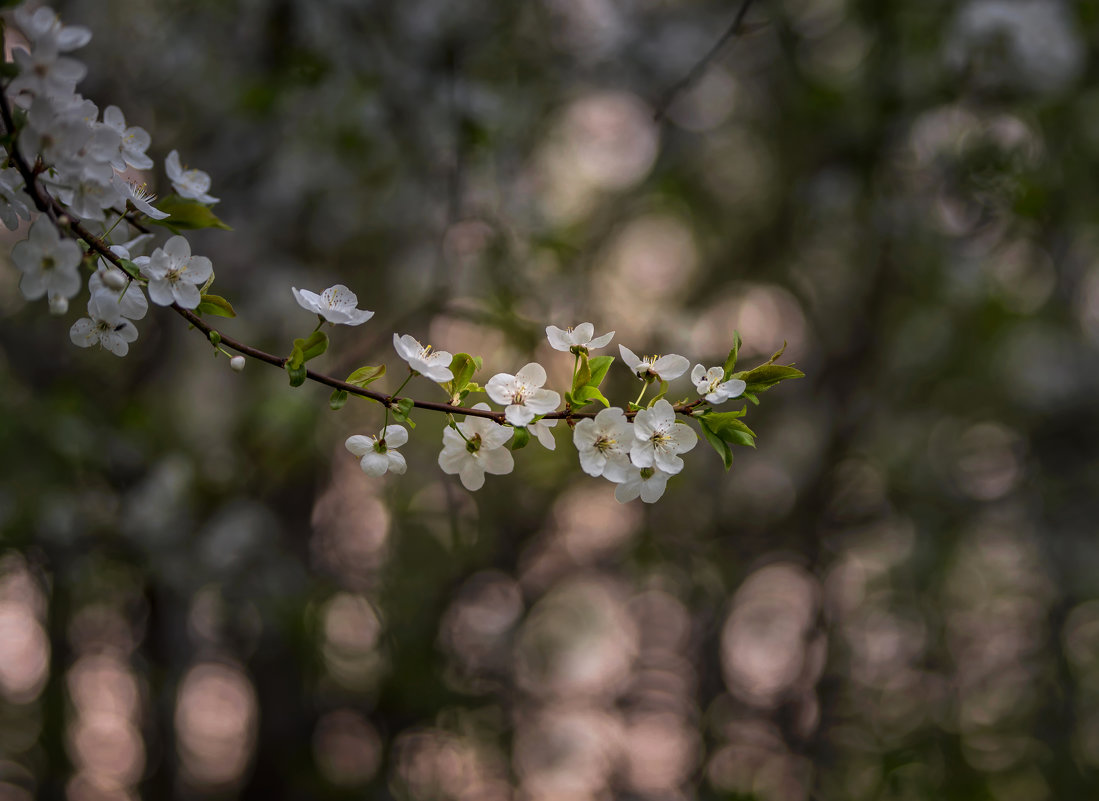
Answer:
446, 413, 471, 443
384, 369, 416, 429
634, 379, 650, 407
102, 211, 126, 240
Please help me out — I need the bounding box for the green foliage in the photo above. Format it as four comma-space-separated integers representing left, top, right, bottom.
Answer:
195, 293, 236, 318
722, 331, 743, 378
346, 364, 386, 387
510, 426, 530, 450
730, 341, 805, 395
696, 407, 755, 469
444, 353, 482, 402
569, 354, 615, 409
329, 389, 349, 410
391, 397, 416, 428
285, 331, 328, 387
149, 194, 232, 232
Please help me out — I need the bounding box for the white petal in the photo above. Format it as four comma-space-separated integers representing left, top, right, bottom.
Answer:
439, 445, 469, 475
359, 450, 390, 477
546, 325, 572, 352
505, 404, 535, 427
383, 424, 409, 448
615, 476, 642, 503
652, 354, 689, 380
163, 235, 191, 263
479, 447, 515, 476
485, 373, 515, 405
619, 344, 642, 371
572, 322, 595, 343
459, 461, 486, 491
523, 388, 560, 415
184, 255, 213, 284
573, 418, 598, 450
387, 451, 408, 475
639, 472, 670, 503
293, 287, 321, 313
630, 441, 655, 468
69, 318, 98, 348
720, 378, 746, 399
345, 435, 373, 458
670, 422, 698, 452
532, 422, 556, 450
653, 449, 684, 475
172, 282, 201, 309
577, 447, 606, 477
587, 330, 614, 349
146, 279, 176, 306
515, 362, 547, 387
691, 364, 707, 386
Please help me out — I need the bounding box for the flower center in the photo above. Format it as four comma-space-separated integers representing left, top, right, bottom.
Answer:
649, 431, 672, 451
166, 267, 181, 284
640, 467, 655, 480
511, 383, 529, 405
466, 433, 482, 454
594, 435, 616, 453
41, 256, 55, 272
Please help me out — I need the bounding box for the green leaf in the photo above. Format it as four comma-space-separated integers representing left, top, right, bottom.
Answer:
445, 353, 481, 398
329, 389, 349, 410
573, 384, 610, 408
286, 359, 306, 387
701, 411, 756, 448
722, 331, 743, 378
743, 392, 759, 405
195, 293, 236, 318
573, 353, 592, 392
510, 426, 530, 451
346, 364, 386, 387
148, 194, 232, 232
391, 397, 416, 428
287, 344, 304, 370
734, 364, 805, 393
699, 420, 734, 470
293, 330, 328, 362
587, 355, 614, 387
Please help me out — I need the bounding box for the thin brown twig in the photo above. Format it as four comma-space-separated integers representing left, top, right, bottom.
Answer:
652, 0, 758, 122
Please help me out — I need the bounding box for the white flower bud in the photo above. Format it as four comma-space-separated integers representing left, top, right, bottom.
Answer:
230, 355, 246, 372
102, 268, 128, 290
48, 294, 69, 315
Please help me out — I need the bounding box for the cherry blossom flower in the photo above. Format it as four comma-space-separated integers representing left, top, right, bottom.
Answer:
101, 105, 153, 170
165, 150, 218, 204
69, 291, 138, 357
8, 44, 87, 102
393, 334, 454, 382
486, 362, 561, 427
116, 177, 168, 220
11, 216, 82, 304
546, 322, 614, 353
0, 168, 31, 231
230, 356, 246, 372
14, 6, 92, 51
630, 399, 698, 475
573, 406, 634, 482
438, 404, 514, 491
615, 465, 672, 504
292, 284, 374, 326
346, 425, 409, 477
90, 246, 147, 320
132, 235, 212, 309
691, 364, 746, 404
619, 345, 689, 381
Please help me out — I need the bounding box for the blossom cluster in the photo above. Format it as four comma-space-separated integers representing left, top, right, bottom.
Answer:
1, 4, 222, 357
0, 2, 803, 504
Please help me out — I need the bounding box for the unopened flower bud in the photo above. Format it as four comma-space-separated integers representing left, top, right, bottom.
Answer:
48, 294, 68, 315
230, 355, 246, 372
102, 269, 127, 290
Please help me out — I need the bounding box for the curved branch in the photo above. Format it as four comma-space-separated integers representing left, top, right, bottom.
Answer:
0, 81, 708, 427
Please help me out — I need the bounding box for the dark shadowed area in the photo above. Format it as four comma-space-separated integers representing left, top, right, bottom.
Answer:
2, 0, 1099, 799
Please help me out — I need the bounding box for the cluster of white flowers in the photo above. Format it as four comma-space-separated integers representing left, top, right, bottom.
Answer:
338, 316, 753, 503
0, 3, 800, 505
0, 4, 221, 356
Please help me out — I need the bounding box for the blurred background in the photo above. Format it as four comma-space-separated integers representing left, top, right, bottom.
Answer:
2, 0, 1098, 798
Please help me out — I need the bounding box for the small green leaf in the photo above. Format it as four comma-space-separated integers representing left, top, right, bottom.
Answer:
116, 257, 142, 280
329, 389, 349, 410
573, 384, 610, 408
734, 364, 805, 393
391, 397, 416, 428
587, 355, 614, 387
744, 392, 759, 405
293, 330, 328, 362
699, 420, 734, 470
722, 331, 742, 378
445, 353, 481, 397
287, 344, 305, 370
573, 353, 592, 392
195, 293, 236, 318
701, 411, 756, 448
346, 364, 386, 387
510, 426, 531, 451
286, 360, 306, 387
207, 330, 221, 346
149, 194, 232, 232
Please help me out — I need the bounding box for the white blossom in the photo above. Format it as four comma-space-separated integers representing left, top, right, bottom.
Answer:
393, 334, 454, 382
90, 245, 147, 320
346, 425, 409, 477
14, 6, 92, 51
8, 43, 87, 102
614, 465, 672, 504
101, 105, 153, 170
0, 168, 31, 231
485, 362, 561, 427
69, 291, 138, 357
546, 322, 614, 353
573, 406, 634, 482
230, 356, 246, 372
11, 216, 82, 304
132, 235, 212, 309
619, 345, 689, 381
630, 399, 698, 475
165, 150, 218, 204
292, 284, 374, 326
438, 404, 513, 491
116, 176, 168, 220
691, 364, 746, 404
